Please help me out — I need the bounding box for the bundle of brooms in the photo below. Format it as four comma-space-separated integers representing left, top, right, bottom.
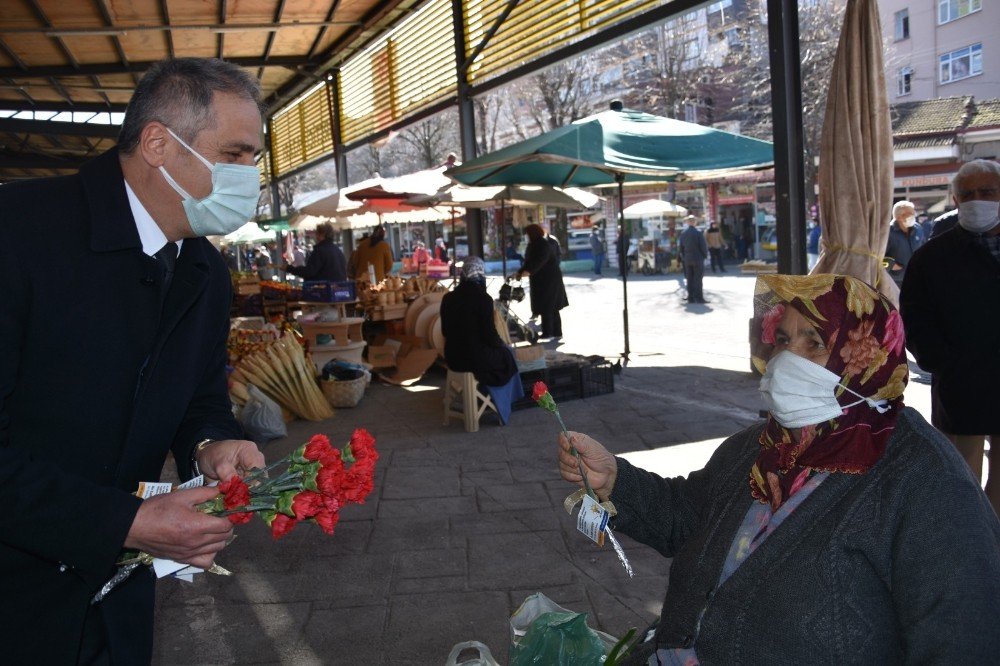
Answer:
229, 330, 334, 421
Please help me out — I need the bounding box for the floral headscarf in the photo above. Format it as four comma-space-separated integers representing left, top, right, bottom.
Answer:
749, 274, 908, 510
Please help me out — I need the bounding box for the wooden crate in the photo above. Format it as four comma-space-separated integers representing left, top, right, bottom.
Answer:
369, 303, 408, 321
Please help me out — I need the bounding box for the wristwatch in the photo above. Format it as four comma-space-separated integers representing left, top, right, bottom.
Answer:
191, 438, 216, 477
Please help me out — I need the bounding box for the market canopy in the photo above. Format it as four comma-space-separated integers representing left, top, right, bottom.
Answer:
447, 107, 774, 188
813, 0, 897, 303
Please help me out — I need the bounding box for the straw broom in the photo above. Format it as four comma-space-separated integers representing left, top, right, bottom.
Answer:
235, 332, 333, 421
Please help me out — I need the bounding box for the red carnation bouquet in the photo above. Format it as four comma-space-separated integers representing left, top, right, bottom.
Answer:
199, 428, 378, 538
92, 429, 377, 603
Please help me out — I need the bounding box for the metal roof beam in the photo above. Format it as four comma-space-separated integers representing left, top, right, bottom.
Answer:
0, 117, 120, 138
0, 100, 127, 113
0, 56, 315, 80
0, 153, 86, 169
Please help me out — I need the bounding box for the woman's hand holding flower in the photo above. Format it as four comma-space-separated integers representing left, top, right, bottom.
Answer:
558, 431, 618, 501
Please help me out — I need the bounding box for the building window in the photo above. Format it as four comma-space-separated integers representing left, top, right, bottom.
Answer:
938, 0, 981, 24
939, 43, 982, 83
897, 67, 913, 95
894, 9, 910, 40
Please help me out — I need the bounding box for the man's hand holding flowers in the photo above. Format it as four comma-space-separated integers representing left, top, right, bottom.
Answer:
124, 439, 264, 570
194, 438, 266, 483
124, 487, 234, 570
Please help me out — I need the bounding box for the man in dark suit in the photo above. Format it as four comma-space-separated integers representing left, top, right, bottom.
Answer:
679, 215, 709, 303
0, 58, 266, 663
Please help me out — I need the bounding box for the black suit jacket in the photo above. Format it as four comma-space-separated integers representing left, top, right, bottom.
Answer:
0, 148, 242, 663
286, 238, 347, 281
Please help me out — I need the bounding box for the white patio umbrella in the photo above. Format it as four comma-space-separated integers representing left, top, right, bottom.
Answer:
622, 199, 688, 218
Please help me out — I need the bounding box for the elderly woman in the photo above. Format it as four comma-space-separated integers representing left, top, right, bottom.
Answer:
558, 274, 1000, 663
440, 257, 522, 423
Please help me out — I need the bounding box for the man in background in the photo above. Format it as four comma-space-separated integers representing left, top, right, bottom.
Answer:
284, 222, 346, 282
885, 199, 925, 286
589, 226, 606, 276
678, 215, 709, 304
901, 159, 1000, 516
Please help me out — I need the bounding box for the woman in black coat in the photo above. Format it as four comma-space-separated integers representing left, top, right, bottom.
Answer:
440, 257, 518, 386
516, 223, 568, 339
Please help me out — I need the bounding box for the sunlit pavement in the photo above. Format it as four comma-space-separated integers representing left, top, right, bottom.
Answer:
153, 269, 935, 665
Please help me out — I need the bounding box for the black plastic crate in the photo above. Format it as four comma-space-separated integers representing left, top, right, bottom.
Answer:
581, 359, 614, 398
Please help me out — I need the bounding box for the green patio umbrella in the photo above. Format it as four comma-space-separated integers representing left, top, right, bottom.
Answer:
447, 103, 773, 367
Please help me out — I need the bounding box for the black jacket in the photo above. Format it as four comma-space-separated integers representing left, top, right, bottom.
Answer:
0, 148, 242, 663
900, 226, 1000, 433
440, 281, 517, 386
884, 223, 925, 285
521, 237, 568, 317
286, 237, 347, 282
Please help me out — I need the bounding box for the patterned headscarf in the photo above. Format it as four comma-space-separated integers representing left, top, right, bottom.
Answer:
749, 274, 908, 510
460, 256, 486, 282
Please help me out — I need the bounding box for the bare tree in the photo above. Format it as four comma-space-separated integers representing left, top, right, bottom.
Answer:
396, 113, 459, 169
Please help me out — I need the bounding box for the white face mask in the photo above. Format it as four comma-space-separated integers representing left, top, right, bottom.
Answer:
900, 215, 916, 228
159, 127, 261, 237
957, 200, 1000, 234
760, 350, 890, 428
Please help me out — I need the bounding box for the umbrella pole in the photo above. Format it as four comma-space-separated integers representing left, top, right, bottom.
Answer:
617, 174, 630, 369
500, 202, 507, 280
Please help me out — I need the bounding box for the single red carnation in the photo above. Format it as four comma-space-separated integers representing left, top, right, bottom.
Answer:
304, 434, 332, 461
314, 508, 340, 535
291, 491, 324, 520
340, 465, 375, 504
531, 381, 549, 402
350, 428, 376, 459
219, 475, 251, 517
270, 513, 298, 539
317, 458, 345, 496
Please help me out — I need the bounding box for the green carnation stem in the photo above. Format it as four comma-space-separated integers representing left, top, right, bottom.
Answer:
553, 408, 597, 502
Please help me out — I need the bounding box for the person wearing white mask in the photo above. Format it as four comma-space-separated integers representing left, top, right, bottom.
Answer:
884, 199, 924, 286
0, 58, 266, 664
554, 274, 1000, 664
901, 158, 1000, 517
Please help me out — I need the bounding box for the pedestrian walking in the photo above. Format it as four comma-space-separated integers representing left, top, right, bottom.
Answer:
705, 221, 727, 273
589, 226, 606, 275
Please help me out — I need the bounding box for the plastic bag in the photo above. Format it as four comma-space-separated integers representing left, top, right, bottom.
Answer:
321, 359, 371, 383
509, 593, 617, 666
444, 641, 500, 666
239, 384, 287, 444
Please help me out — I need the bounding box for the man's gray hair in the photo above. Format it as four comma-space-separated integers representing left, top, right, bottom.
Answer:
118, 58, 263, 155
952, 159, 1000, 194
891, 200, 915, 218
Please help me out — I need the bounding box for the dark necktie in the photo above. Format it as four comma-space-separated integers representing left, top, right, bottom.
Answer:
155, 242, 178, 296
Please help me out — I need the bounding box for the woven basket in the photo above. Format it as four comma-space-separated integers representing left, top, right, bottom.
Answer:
320, 375, 367, 408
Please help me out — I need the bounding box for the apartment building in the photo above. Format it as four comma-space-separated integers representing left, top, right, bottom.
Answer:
880, 0, 996, 104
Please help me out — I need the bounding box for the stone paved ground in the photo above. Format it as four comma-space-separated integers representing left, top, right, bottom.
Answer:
152, 270, 933, 665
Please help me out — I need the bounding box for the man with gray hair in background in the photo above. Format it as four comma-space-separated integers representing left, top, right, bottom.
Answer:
0, 58, 267, 663
884, 199, 924, 286
901, 159, 1000, 516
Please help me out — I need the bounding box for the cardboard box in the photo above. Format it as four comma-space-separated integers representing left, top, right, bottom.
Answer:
367, 334, 438, 386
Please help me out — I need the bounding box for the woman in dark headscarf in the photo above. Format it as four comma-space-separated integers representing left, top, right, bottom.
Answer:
516, 224, 568, 339
439, 256, 517, 387
555, 274, 1000, 664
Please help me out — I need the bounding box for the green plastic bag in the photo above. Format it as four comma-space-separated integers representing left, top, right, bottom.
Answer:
509, 593, 625, 665
510, 610, 608, 665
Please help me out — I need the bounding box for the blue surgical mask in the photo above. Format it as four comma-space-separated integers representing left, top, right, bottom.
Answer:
159, 127, 260, 237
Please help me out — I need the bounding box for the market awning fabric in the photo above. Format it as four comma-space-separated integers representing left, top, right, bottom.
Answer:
813, 0, 897, 303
